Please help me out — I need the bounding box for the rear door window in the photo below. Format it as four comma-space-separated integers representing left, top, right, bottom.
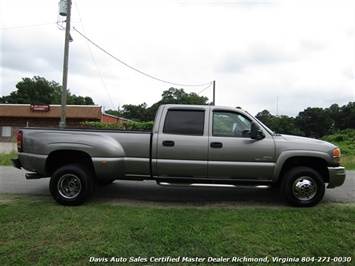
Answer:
163, 110, 205, 136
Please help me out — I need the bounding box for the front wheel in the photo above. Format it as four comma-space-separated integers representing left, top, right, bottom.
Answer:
49, 164, 95, 206
282, 167, 325, 207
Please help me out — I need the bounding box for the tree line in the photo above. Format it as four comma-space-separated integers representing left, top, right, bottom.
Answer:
256, 103, 355, 138
106, 87, 209, 122
2, 76, 354, 138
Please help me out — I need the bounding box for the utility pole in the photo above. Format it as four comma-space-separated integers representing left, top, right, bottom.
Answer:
60, 0, 72, 128
212, 80, 216, 106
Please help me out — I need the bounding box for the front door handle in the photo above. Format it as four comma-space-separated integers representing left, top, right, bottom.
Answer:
162, 140, 175, 147
210, 142, 223, 149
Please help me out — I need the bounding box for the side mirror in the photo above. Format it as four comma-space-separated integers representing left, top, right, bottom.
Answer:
250, 122, 265, 140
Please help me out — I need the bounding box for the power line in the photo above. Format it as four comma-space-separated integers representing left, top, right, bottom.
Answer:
198, 82, 213, 95
72, 27, 213, 88
1, 22, 57, 31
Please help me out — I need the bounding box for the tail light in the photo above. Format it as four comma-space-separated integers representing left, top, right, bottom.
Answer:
17, 131, 23, 152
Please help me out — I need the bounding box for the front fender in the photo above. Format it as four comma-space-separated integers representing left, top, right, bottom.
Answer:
272, 150, 331, 182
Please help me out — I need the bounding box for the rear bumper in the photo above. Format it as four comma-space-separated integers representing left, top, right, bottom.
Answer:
327, 166, 346, 188
11, 158, 22, 169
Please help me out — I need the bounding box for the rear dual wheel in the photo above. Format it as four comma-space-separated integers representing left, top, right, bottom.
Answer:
282, 166, 325, 207
50, 164, 95, 206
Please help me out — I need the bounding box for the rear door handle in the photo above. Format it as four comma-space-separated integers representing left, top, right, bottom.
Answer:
210, 142, 223, 148
162, 140, 175, 147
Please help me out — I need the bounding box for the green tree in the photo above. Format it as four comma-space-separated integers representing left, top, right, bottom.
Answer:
270, 115, 304, 136
157, 87, 209, 105
147, 88, 209, 121
256, 110, 303, 136
257, 102, 355, 138
295, 107, 333, 138
338, 102, 355, 130
0, 76, 61, 104
121, 103, 149, 122
326, 103, 340, 132
0, 76, 95, 105
68, 94, 95, 105
256, 110, 273, 125
105, 109, 119, 117
121, 88, 209, 121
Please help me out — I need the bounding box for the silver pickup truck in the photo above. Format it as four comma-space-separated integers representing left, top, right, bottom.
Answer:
12, 104, 346, 207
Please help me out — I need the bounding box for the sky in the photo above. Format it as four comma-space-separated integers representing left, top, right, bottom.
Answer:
1, 0, 354, 117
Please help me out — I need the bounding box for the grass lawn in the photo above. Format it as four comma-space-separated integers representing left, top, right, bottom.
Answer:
0, 194, 354, 266
0, 151, 17, 166
342, 156, 355, 170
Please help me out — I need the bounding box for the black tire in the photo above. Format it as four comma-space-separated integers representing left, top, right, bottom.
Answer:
282, 166, 325, 207
49, 164, 95, 206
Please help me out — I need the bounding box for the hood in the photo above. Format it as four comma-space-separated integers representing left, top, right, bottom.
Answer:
280, 134, 326, 144
275, 134, 337, 150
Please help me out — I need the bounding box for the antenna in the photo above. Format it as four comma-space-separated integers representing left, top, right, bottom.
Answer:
276, 95, 279, 116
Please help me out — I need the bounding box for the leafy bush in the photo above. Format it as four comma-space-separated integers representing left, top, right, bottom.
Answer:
80, 121, 154, 131
322, 129, 355, 156
123, 121, 154, 131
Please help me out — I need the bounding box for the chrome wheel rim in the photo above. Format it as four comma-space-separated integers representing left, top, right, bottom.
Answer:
57, 174, 82, 199
292, 176, 317, 200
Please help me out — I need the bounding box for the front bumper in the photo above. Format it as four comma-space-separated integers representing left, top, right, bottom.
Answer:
327, 166, 346, 188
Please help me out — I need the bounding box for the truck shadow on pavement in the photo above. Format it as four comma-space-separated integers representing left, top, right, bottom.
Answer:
92, 180, 288, 208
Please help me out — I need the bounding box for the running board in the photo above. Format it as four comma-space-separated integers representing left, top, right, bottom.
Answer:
157, 182, 271, 189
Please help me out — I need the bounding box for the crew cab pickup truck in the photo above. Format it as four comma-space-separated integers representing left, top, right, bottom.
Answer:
12, 104, 346, 207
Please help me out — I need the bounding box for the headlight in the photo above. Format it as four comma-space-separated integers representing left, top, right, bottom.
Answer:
333, 148, 341, 164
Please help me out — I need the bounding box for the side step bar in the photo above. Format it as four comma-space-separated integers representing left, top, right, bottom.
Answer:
157, 181, 270, 189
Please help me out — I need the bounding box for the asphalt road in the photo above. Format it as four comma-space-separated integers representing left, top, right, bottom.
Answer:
1, 166, 354, 207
